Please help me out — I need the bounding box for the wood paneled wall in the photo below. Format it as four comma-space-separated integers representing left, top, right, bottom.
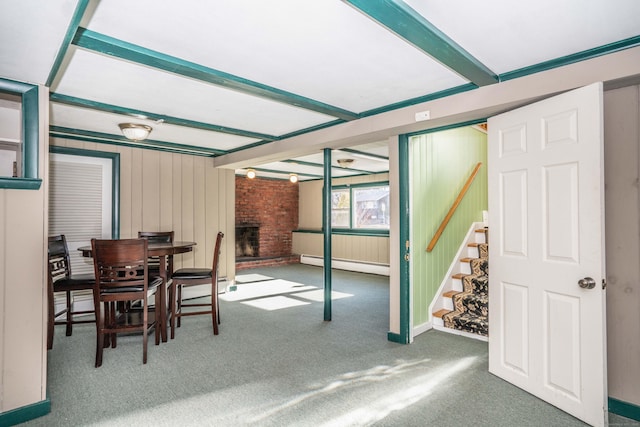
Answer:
410, 126, 488, 329
604, 84, 640, 406
50, 139, 236, 281
0, 86, 48, 413
293, 173, 390, 265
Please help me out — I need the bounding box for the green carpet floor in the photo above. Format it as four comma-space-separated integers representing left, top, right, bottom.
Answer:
26, 264, 637, 426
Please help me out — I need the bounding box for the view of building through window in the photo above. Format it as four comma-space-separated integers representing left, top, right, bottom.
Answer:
353, 185, 389, 228
331, 188, 350, 227
331, 183, 389, 230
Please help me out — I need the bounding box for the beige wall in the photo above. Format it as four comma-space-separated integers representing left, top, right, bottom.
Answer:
0, 85, 48, 412
50, 139, 236, 281
293, 172, 390, 265
604, 84, 640, 406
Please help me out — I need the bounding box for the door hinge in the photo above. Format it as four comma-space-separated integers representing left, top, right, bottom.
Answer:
602, 279, 607, 290
404, 240, 410, 262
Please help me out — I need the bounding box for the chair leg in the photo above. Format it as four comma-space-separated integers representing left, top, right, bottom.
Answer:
47, 290, 55, 350
212, 279, 219, 335
177, 285, 182, 328
95, 309, 104, 368
108, 302, 117, 348
159, 279, 167, 343
65, 291, 73, 336
216, 278, 221, 325
142, 300, 148, 365
155, 292, 161, 346
170, 281, 177, 339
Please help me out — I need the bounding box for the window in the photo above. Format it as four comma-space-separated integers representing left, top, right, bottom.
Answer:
331, 188, 350, 227
49, 147, 120, 274
0, 78, 40, 190
331, 182, 390, 231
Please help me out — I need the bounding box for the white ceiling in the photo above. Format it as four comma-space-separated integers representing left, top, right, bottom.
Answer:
1, 0, 639, 181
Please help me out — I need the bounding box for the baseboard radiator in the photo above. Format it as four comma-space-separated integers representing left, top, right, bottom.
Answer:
299, 254, 390, 276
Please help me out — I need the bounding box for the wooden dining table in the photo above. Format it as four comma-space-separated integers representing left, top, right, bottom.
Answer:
78, 240, 197, 343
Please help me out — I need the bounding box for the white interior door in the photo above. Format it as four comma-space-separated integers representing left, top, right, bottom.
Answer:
488, 83, 607, 426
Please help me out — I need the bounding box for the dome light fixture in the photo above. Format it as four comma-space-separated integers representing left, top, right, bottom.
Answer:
289, 173, 298, 183
119, 123, 152, 141
246, 169, 256, 179
337, 158, 354, 168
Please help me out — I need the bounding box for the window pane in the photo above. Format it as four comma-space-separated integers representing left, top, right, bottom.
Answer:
331, 189, 350, 227
353, 185, 390, 229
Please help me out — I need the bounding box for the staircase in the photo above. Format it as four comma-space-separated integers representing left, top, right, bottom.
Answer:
432, 227, 489, 340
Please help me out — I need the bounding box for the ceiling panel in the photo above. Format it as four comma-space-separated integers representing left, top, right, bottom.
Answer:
50, 103, 259, 151
0, 0, 78, 84
84, 0, 468, 113
409, 0, 640, 74
54, 49, 337, 137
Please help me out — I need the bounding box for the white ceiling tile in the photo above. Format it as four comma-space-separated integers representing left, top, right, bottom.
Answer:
0, 0, 78, 84
54, 49, 335, 136
407, 0, 640, 74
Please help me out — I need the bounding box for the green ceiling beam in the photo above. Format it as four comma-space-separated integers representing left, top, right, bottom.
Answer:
343, 0, 498, 86
282, 158, 377, 175
500, 34, 640, 82
72, 28, 360, 121
249, 166, 323, 179
50, 126, 224, 156
46, 0, 92, 87
50, 93, 275, 141
338, 147, 389, 161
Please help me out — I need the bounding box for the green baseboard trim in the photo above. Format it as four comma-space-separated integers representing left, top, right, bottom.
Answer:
0, 397, 50, 426
609, 397, 640, 422
387, 331, 407, 344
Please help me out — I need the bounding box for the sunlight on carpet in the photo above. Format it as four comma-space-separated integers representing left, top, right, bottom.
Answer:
241, 295, 311, 311
219, 278, 354, 311
234, 273, 274, 283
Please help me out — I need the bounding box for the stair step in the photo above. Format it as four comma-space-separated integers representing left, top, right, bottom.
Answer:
452, 292, 488, 316
443, 290, 458, 298
443, 311, 489, 337
433, 309, 450, 319
452, 273, 466, 280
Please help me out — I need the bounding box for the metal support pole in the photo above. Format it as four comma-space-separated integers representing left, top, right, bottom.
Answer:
323, 148, 332, 321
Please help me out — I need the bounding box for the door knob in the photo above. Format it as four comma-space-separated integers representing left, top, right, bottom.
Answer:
578, 277, 596, 289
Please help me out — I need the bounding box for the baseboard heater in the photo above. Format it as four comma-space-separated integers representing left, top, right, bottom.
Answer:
300, 254, 390, 276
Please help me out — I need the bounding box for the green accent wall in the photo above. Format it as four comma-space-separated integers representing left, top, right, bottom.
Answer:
410, 126, 487, 327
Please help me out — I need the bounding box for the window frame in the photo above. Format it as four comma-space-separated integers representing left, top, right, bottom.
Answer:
49, 146, 120, 239
0, 78, 41, 190
331, 181, 390, 236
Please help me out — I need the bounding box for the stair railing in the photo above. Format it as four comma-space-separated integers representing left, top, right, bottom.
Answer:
426, 162, 482, 252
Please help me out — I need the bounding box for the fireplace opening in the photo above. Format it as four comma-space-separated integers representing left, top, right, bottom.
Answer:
236, 225, 259, 258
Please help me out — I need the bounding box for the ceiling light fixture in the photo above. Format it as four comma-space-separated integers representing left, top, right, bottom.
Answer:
246, 169, 256, 179
337, 158, 354, 168
289, 173, 298, 183
119, 123, 152, 141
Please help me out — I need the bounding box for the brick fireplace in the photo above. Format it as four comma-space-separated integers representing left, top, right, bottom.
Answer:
235, 176, 300, 270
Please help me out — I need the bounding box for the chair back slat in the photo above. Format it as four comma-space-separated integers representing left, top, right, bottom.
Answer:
138, 231, 174, 244
48, 235, 72, 282
138, 231, 174, 273
92, 238, 148, 290
212, 232, 224, 274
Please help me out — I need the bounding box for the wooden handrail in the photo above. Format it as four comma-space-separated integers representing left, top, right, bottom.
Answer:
426, 162, 482, 252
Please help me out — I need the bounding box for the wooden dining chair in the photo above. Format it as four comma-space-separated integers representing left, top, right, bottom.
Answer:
170, 232, 224, 338
91, 238, 162, 367
138, 230, 174, 342
47, 235, 96, 350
